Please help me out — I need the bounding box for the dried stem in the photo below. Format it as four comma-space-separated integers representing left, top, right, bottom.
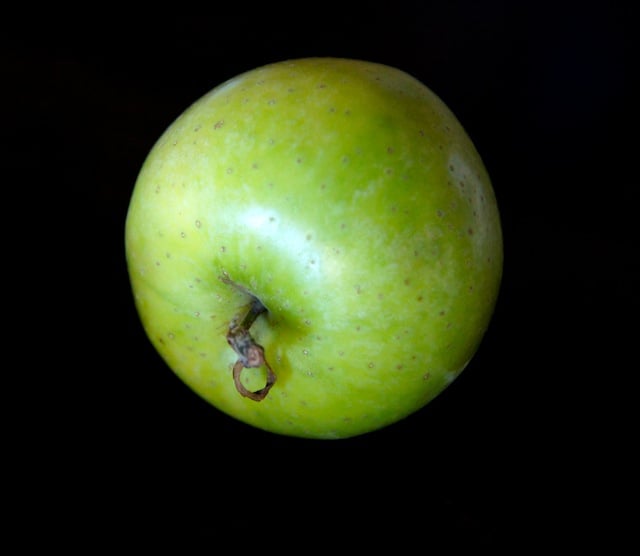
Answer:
226, 297, 276, 401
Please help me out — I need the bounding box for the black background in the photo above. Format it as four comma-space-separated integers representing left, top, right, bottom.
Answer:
9, 1, 637, 549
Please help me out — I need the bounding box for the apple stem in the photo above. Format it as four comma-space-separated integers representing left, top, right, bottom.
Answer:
226, 297, 276, 401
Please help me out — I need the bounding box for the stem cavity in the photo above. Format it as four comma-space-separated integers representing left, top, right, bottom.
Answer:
226, 297, 276, 401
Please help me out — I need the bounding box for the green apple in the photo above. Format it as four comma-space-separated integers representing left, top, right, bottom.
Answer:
125, 57, 503, 439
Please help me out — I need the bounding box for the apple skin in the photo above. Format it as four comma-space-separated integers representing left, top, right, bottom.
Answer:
125, 57, 503, 439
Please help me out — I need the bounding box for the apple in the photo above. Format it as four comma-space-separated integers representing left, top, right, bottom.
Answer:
125, 57, 503, 439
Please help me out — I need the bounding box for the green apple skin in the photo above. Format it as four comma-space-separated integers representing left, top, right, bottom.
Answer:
125, 57, 503, 439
